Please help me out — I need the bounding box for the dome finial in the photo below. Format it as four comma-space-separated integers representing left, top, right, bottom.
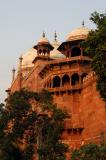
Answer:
54, 30, 57, 41
82, 20, 84, 27
19, 54, 23, 62
42, 31, 45, 38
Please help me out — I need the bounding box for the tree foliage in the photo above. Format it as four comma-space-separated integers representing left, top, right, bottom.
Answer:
0, 90, 68, 160
71, 143, 106, 160
82, 11, 106, 101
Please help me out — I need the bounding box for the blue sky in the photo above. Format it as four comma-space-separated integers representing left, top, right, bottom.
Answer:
0, 0, 106, 102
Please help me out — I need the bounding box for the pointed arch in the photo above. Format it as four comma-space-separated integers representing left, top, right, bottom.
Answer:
71, 73, 79, 85
62, 74, 70, 86
53, 76, 60, 88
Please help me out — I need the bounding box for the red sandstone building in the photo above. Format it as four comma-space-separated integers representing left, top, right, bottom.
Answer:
9, 25, 106, 150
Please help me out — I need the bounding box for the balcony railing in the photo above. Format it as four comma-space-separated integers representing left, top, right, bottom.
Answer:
47, 84, 82, 93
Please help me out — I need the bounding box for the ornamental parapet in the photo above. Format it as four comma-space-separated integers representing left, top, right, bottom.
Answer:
82, 71, 96, 87
39, 55, 92, 77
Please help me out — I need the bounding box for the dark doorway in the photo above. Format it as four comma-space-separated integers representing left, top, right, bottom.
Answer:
71, 73, 79, 85
53, 76, 60, 88
62, 74, 70, 86
71, 47, 81, 57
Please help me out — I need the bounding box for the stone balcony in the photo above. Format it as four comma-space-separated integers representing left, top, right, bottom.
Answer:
47, 84, 82, 93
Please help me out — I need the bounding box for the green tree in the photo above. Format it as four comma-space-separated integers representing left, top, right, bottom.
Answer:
37, 90, 69, 160
0, 90, 68, 160
82, 12, 106, 101
71, 143, 106, 160
0, 90, 37, 160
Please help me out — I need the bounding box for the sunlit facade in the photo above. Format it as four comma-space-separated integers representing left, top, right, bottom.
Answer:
9, 25, 106, 155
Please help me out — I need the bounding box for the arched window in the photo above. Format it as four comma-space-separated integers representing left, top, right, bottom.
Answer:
53, 76, 60, 88
71, 47, 81, 57
39, 49, 42, 54
71, 73, 79, 85
43, 49, 46, 55
81, 73, 88, 83
62, 74, 70, 86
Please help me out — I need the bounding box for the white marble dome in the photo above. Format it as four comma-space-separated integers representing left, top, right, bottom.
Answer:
21, 48, 37, 69
50, 40, 66, 59
67, 26, 90, 41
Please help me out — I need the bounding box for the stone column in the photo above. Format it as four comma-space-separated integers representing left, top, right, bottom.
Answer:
69, 49, 71, 58
79, 73, 82, 85
81, 47, 83, 56
51, 78, 53, 88
70, 74, 72, 86
60, 75, 62, 87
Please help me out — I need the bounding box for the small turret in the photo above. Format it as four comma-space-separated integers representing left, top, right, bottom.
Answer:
33, 32, 54, 57
58, 25, 90, 58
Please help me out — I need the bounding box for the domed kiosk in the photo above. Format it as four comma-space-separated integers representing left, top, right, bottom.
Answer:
58, 24, 90, 57
66, 26, 89, 41
19, 32, 65, 77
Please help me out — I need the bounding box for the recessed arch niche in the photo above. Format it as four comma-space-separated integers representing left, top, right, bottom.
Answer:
71, 73, 79, 85
53, 76, 60, 88
62, 74, 70, 86
71, 47, 81, 57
